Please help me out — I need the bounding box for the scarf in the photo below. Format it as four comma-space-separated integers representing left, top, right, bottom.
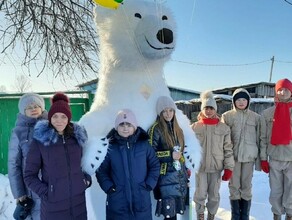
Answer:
271, 101, 292, 145
200, 118, 219, 125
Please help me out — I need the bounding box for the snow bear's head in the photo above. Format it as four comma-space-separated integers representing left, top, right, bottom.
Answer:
94, 0, 176, 63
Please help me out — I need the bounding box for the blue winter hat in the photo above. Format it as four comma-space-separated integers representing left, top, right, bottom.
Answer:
18, 93, 45, 115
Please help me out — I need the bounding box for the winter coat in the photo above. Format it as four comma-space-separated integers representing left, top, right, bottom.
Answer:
260, 102, 292, 161
8, 112, 47, 200
221, 88, 261, 163
24, 120, 91, 220
96, 127, 160, 220
191, 121, 234, 173
148, 122, 188, 207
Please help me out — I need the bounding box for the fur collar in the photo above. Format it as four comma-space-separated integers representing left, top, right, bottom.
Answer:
33, 120, 87, 147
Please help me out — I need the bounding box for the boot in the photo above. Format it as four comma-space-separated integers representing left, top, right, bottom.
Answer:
286, 215, 292, 220
197, 213, 204, 220
240, 199, 251, 220
273, 214, 281, 220
230, 200, 241, 220
207, 212, 215, 220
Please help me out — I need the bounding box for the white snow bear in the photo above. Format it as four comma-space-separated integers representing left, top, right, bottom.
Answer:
79, 1, 201, 219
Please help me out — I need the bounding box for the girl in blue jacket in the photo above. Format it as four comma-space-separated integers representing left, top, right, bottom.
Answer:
96, 109, 160, 220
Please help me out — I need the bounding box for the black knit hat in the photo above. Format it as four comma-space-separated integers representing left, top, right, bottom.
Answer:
48, 93, 72, 122
233, 91, 250, 103
233, 91, 250, 110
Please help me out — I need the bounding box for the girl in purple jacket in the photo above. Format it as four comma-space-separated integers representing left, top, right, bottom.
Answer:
24, 93, 91, 220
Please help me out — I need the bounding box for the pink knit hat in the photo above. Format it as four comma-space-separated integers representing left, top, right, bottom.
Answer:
275, 78, 292, 93
115, 109, 137, 130
48, 93, 72, 122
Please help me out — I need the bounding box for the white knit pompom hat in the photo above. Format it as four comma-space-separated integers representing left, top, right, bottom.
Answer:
200, 91, 217, 111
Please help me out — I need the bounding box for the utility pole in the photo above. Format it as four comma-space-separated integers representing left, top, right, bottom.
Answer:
269, 56, 274, 82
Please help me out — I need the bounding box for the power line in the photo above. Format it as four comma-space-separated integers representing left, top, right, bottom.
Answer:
171, 58, 292, 67
171, 59, 270, 67
274, 59, 292, 63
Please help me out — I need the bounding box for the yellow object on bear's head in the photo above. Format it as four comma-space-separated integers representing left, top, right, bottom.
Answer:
93, 0, 123, 10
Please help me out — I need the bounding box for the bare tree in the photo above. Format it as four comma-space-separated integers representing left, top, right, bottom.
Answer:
13, 74, 32, 93
0, 0, 99, 79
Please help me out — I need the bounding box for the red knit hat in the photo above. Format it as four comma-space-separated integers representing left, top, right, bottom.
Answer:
48, 92, 72, 122
275, 78, 292, 93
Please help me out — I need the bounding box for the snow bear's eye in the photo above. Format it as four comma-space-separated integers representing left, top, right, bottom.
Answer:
135, 13, 142, 19
162, 15, 168, 20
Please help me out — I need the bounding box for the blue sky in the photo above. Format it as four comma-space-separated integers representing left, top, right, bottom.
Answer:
1, 0, 292, 92
165, 0, 292, 91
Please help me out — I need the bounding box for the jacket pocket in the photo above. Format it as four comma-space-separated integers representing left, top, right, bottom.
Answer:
212, 129, 225, 156
71, 173, 88, 196
47, 177, 69, 203
133, 183, 151, 212
107, 186, 127, 214
245, 120, 257, 144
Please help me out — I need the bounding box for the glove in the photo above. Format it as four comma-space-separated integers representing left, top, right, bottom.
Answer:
222, 169, 233, 181
261, 160, 269, 173
13, 197, 34, 220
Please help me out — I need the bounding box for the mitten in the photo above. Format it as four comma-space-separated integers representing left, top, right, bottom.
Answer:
222, 169, 233, 181
13, 197, 34, 220
19, 197, 34, 210
261, 160, 269, 173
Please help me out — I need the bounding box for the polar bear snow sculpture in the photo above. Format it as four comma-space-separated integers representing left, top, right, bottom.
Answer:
79, 1, 201, 219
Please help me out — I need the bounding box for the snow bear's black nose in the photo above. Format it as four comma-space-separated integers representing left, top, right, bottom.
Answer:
156, 28, 173, 45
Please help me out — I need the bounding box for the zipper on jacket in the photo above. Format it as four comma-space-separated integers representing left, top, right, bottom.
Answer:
62, 135, 65, 144
126, 141, 134, 215
50, 185, 54, 192
63, 135, 73, 218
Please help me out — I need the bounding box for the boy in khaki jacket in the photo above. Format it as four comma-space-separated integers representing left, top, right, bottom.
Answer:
221, 88, 261, 220
260, 78, 292, 220
191, 91, 234, 220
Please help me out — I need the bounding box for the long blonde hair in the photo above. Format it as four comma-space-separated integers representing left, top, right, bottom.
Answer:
157, 112, 185, 151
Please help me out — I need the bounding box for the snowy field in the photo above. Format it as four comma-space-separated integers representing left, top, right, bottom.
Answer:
0, 171, 273, 220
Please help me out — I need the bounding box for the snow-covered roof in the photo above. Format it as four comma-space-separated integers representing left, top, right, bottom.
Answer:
175, 94, 274, 104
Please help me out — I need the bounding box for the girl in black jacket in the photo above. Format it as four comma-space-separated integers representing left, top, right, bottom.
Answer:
148, 96, 189, 220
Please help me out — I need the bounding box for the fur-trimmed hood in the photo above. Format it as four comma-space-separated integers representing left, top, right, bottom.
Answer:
33, 120, 87, 147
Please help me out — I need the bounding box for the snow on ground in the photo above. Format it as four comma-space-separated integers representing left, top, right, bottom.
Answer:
0, 171, 273, 220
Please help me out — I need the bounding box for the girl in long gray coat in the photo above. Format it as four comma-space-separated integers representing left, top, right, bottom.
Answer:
24, 93, 91, 220
221, 88, 261, 220
8, 93, 47, 220
191, 91, 234, 220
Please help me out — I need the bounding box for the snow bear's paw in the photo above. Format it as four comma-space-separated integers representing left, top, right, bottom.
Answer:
81, 137, 109, 175
183, 144, 196, 170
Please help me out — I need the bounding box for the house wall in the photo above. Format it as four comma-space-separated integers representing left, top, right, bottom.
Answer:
176, 100, 274, 123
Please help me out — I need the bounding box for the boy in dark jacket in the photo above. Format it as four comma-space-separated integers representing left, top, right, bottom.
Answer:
96, 109, 160, 220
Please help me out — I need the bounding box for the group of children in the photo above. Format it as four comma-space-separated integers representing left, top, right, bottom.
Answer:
192, 78, 292, 220
7, 77, 292, 220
